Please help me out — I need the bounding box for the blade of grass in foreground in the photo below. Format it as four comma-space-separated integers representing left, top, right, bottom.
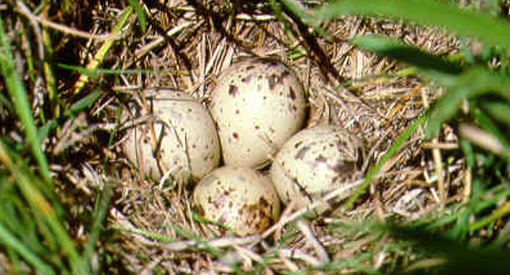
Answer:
0, 15, 51, 183
127, 0, 147, 33
315, 0, 510, 48
386, 225, 510, 274
81, 185, 112, 271
350, 35, 510, 138
426, 68, 510, 138
0, 140, 87, 275
351, 35, 463, 84
0, 224, 55, 275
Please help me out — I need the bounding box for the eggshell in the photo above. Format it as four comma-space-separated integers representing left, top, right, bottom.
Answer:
193, 166, 280, 236
123, 89, 221, 184
271, 125, 361, 209
209, 57, 307, 168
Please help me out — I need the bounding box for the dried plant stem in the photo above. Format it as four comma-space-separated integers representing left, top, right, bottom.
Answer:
296, 219, 330, 263
421, 88, 446, 207
16, 1, 120, 42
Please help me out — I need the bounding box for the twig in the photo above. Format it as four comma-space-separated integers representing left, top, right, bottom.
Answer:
134, 22, 193, 60
15, 1, 120, 42
459, 124, 504, 155
421, 142, 459, 150
296, 219, 330, 263
421, 88, 446, 207
278, 249, 321, 266
263, 180, 363, 239
16, 2, 44, 59
160, 235, 261, 251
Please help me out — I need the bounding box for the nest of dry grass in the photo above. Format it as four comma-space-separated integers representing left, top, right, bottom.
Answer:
1, 0, 470, 273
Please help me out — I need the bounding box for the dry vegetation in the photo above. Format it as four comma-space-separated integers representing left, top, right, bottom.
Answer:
1, 0, 503, 274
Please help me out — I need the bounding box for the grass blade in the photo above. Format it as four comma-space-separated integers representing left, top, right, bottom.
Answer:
0, 224, 55, 275
351, 35, 462, 84
426, 68, 510, 137
350, 35, 510, 138
72, 6, 133, 95
387, 225, 510, 274
0, 140, 86, 275
82, 186, 112, 271
65, 90, 102, 116
0, 14, 51, 183
479, 100, 510, 127
315, 0, 510, 48
127, 0, 147, 33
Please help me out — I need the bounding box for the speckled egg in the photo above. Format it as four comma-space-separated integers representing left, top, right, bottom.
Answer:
123, 89, 221, 184
271, 125, 362, 209
192, 166, 280, 236
209, 57, 307, 168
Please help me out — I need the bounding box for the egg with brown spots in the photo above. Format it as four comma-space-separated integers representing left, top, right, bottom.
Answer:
122, 89, 221, 184
192, 166, 280, 236
271, 125, 362, 210
209, 57, 307, 168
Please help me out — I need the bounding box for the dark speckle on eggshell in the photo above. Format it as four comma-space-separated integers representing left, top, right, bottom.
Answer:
282, 70, 291, 79
229, 85, 239, 97
315, 155, 327, 163
289, 87, 296, 100
295, 146, 310, 160
241, 75, 252, 83
268, 74, 278, 90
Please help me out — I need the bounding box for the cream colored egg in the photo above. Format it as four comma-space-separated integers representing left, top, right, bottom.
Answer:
192, 166, 280, 236
271, 125, 362, 210
123, 89, 221, 184
209, 57, 307, 168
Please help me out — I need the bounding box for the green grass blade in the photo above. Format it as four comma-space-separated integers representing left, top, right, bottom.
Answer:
277, 0, 329, 38
73, 6, 133, 95
127, 0, 147, 33
114, 226, 175, 242
57, 63, 155, 76
471, 106, 510, 158
81, 186, 112, 271
13, 168, 86, 275
351, 34, 510, 138
351, 35, 462, 84
0, 140, 86, 275
0, 14, 51, 183
38, 89, 102, 141
479, 100, 510, 127
387, 224, 510, 274
315, 0, 510, 48
65, 90, 102, 116
423, 187, 510, 230
426, 68, 510, 137
0, 223, 55, 275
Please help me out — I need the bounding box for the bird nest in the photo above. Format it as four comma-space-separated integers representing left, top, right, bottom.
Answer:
0, 0, 469, 273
